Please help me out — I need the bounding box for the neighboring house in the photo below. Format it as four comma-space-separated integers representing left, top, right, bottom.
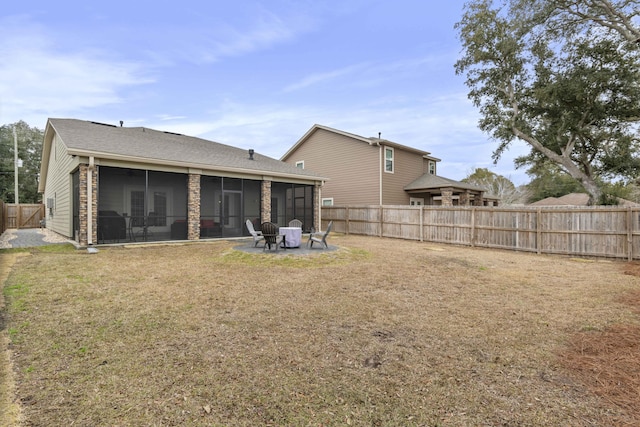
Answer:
38, 119, 326, 246
281, 124, 496, 206
529, 193, 640, 207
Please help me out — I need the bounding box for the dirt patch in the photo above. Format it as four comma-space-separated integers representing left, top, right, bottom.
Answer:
558, 289, 640, 426
623, 261, 640, 278
2, 236, 640, 426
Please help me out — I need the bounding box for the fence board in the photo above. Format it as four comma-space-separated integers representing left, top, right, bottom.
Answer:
322, 205, 640, 260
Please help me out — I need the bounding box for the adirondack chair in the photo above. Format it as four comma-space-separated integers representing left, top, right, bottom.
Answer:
288, 219, 303, 229
307, 221, 332, 249
245, 219, 265, 247
261, 222, 285, 251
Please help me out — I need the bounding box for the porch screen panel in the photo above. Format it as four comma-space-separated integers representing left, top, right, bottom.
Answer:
242, 179, 261, 235
200, 176, 222, 238
271, 182, 314, 231
303, 186, 313, 232
148, 170, 188, 228
270, 182, 288, 226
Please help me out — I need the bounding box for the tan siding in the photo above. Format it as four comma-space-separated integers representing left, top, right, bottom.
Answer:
381, 146, 425, 205
43, 135, 77, 238
284, 129, 380, 205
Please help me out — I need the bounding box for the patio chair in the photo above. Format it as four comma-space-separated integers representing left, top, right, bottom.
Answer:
129, 216, 150, 242
307, 221, 332, 249
246, 219, 265, 247
261, 222, 285, 251
288, 219, 303, 228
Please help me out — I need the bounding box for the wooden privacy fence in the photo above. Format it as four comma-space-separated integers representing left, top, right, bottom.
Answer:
322, 205, 640, 260
2, 203, 45, 231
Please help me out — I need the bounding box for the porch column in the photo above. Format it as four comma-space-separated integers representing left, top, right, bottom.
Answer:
261, 180, 271, 224
187, 173, 201, 240
474, 191, 485, 207
78, 164, 97, 247
460, 190, 470, 206
440, 187, 454, 207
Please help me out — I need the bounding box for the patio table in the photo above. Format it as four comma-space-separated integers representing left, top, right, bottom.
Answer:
279, 226, 302, 248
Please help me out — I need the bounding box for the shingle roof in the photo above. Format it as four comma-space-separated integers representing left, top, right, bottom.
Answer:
529, 193, 590, 206
47, 118, 326, 180
404, 173, 487, 192
529, 192, 640, 207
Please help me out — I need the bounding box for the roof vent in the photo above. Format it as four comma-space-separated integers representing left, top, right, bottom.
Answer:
120, 121, 124, 127
248, 149, 255, 160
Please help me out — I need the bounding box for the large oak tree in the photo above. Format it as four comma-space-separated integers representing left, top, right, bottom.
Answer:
455, 0, 640, 204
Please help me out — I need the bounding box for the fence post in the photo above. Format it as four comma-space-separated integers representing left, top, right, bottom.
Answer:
628, 207, 633, 261
379, 206, 383, 237
420, 206, 424, 242
345, 206, 350, 235
471, 207, 476, 247
536, 208, 542, 255
0, 200, 4, 234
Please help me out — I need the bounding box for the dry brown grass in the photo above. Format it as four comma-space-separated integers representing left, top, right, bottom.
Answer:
1, 234, 640, 426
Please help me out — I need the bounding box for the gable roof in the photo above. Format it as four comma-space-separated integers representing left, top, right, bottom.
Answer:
281, 124, 441, 161
529, 193, 590, 206
40, 119, 326, 189
404, 173, 487, 192
529, 192, 640, 207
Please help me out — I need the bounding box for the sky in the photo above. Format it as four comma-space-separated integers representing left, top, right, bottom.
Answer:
0, 0, 531, 184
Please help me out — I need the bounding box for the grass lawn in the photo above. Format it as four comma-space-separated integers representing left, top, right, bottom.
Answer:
1, 234, 640, 426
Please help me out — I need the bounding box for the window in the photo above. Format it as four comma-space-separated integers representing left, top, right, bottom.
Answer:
296, 161, 304, 169
429, 161, 436, 175
410, 197, 424, 206
322, 198, 334, 206
130, 191, 145, 218
385, 147, 394, 173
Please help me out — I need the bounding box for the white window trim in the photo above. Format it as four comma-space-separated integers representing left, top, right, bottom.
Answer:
428, 161, 436, 175
321, 198, 334, 206
296, 160, 304, 169
410, 197, 424, 206
384, 147, 394, 173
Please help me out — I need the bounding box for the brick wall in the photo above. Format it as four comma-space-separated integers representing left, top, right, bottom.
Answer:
188, 173, 201, 240
78, 164, 97, 246
261, 180, 271, 223
441, 188, 453, 207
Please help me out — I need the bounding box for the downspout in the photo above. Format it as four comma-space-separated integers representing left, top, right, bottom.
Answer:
379, 145, 383, 205
87, 156, 95, 245
318, 181, 323, 230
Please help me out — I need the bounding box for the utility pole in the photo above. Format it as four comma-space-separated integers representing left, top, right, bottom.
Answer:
13, 125, 19, 204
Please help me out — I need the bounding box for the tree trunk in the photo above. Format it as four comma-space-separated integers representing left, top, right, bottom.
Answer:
512, 125, 602, 204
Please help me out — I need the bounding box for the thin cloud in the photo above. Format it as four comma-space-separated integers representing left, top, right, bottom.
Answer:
0, 18, 154, 124
183, 9, 316, 64
283, 63, 372, 92
283, 54, 452, 93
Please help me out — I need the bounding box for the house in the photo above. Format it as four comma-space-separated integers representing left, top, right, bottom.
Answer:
529, 192, 640, 207
38, 119, 326, 246
529, 193, 591, 206
281, 124, 496, 206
